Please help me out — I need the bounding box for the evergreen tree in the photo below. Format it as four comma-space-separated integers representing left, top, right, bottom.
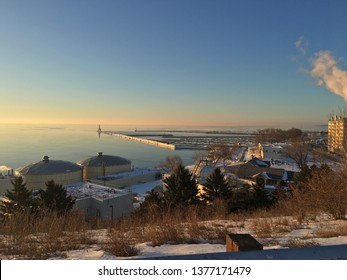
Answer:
229, 186, 253, 212
0, 176, 33, 216
293, 164, 312, 190
140, 189, 165, 212
251, 177, 271, 209
163, 164, 199, 206
202, 168, 232, 203
39, 180, 75, 216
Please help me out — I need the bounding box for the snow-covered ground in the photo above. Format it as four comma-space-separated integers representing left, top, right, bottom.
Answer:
2, 165, 347, 260
52, 174, 347, 260
45, 216, 347, 260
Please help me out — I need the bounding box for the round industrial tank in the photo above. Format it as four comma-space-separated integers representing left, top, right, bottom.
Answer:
16, 156, 83, 190
77, 152, 132, 180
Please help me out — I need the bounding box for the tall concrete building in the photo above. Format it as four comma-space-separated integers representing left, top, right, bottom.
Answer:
328, 116, 347, 154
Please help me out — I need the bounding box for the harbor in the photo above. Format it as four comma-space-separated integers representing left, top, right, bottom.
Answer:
102, 129, 256, 151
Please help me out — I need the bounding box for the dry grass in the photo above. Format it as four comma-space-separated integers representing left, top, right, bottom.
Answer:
250, 216, 298, 238
103, 204, 229, 248
0, 210, 91, 259
284, 238, 319, 248
103, 229, 139, 257
250, 218, 273, 238
315, 223, 347, 238
1, 199, 346, 259
197, 224, 226, 242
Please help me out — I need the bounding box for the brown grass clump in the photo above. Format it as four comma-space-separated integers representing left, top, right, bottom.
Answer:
250, 218, 273, 238
103, 229, 139, 257
198, 224, 226, 242
315, 223, 347, 238
285, 167, 347, 220
0, 210, 91, 259
250, 216, 297, 238
284, 238, 319, 248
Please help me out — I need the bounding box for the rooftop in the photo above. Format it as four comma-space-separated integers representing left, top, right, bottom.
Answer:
16, 156, 82, 175
77, 152, 131, 167
65, 182, 130, 201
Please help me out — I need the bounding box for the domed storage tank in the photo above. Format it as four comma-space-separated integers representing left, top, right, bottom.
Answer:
77, 152, 131, 180
16, 156, 83, 190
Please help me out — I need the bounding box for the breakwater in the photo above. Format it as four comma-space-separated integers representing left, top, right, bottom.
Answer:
103, 132, 176, 150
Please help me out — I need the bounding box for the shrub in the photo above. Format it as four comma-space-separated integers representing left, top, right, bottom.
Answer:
104, 229, 139, 257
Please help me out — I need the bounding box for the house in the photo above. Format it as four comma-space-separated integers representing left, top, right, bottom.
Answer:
225, 160, 297, 188
247, 157, 270, 167
246, 143, 264, 160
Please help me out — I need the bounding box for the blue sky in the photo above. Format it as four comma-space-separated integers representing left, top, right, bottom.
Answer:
1, 0, 347, 128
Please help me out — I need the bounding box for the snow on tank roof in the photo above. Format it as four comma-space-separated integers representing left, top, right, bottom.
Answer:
65, 182, 129, 200
77, 152, 131, 167
17, 156, 82, 175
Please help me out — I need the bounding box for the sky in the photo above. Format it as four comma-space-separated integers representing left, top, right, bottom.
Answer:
1, 0, 347, 128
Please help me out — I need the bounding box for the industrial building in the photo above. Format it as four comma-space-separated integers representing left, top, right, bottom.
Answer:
66, 182, 133, 221
78, 152, 132, 180
7, 153, 157, 220
328, 116, 347, 154
90, 168, 160, 189
16, 156, 83, 190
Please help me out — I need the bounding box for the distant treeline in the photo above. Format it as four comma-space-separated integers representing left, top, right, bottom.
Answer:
255, 128, 304, 143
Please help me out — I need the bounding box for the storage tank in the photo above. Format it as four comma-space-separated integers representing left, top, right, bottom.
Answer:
16, 156, 83, 190
77, 152, 131, 180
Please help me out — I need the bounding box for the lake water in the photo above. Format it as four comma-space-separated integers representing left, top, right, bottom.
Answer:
0, 124, 199, 171
0, 123, 326, 172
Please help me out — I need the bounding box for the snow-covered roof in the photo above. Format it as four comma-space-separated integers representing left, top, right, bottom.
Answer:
65, 182, 129, 200
263, 144, 285, 149
248, 157, 269, 167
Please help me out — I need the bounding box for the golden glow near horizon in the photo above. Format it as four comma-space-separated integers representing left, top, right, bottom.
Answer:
1, 1, 346, 128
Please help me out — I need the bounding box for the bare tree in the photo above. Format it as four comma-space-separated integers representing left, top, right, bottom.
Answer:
290, 165, 347, 220
192, 150, 208, 162
307, 166, 347, 219
158, 155, 183, 172
284, 139, 311, 169
207, 142, 233, 166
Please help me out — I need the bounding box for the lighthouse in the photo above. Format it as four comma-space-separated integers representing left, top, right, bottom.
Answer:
97, 125, 102, 137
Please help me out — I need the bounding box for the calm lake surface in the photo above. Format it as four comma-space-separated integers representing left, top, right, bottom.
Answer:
0, 123, 326, 171
0, 124, 200, 171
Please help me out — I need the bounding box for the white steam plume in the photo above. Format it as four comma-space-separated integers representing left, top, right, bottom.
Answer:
294, 36, 309, 55
310, 51, 347, 101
